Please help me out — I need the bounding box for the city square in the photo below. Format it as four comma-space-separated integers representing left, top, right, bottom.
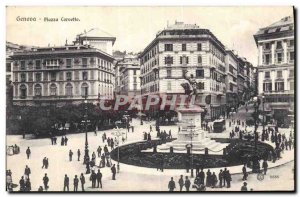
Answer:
6, 6, 295, 192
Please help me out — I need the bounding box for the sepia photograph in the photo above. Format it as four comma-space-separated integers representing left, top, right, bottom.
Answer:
5, 6, 295, 192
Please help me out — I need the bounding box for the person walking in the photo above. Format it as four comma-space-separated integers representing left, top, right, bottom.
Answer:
61, 136, 65, 146
242, 164, 247, 181
24, 165, 31, 178
211, 172, 218, 188
178, 175, 184, 192
69, 150, 73, 161
168, 177, 176, 192
77, 149, 81, 161
96, 169, 102, 188
25, 178, 31, 191
64, 136, 68, 146
45, 158, 49, 169
80, 173, 85, 192
73, 175, 79, 192
97, 146, 102, 157
42, 157, 47, 169
219, 169, 223, 188
111, 164, 116, 180
19, 176, 25, 191
63, 174, 69, 192
26, 147, 31, 159
43, 173, 49, 191
184, 176, 191, 191
199, 168, 205, 185
226, 170, 232, 188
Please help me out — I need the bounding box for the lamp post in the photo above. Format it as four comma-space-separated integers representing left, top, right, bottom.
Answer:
252, 97, 260, 173
83, 87, 90, 174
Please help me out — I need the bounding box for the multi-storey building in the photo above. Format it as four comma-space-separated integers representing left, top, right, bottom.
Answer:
254, 15, 294, 126
237, 57, 246, 104
11, 39, 115, 106
115, 55, 141, 98
225, 49, 238, 109
139, 22, 227, 120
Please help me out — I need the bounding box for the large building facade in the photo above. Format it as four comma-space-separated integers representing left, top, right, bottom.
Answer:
254, 16, 294, 126
11, 29, 116, 106
225, 50, 238, 109
139, 22, 227, 120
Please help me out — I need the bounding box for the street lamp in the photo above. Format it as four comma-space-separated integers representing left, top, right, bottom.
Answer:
83, 87, 90, 174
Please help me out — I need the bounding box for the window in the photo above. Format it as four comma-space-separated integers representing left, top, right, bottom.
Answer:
50, 84, 57, 96
180, 56, 189, 64
290, 52, 294, 61
34, 84, 42, 96
35, 60, 41, 69
20, 84, 27, 98
6, 63, 11, 72
265, 54, 270, 64
265, 71, 270, 79
182, 44, 186, 51
264, 43, 270, 50
35, 73, 42, 82
289, 69, 294, 77
165, 56, 173, 65
198, 82, 204, 90
133, 70, 136, 75
196, 69, 204, 78
263, 82, 272, 92
275, 81, 284, 92
277, 53, 282, 63
233, 77, 237, 82
198, 56, 202, 64
81, 83, 88, 97
66, 59, 72, 68
66, 72, 72, 81
277, 70, 282, 78
230, 83, 234, 91
164, 44, 173, 51
133, 84, 137, 90
276, 41, 282, 49
50, 72, 56, 81
20, 61, 26, 70
133, 77, 137, 83
167, 81, 171, 90
289, 40, 294, 47
167, 69, 172, 78
82, 58, 87, 67
20, 73, 26, 82
82, 72, 88, 80
65, 83, 73, 96
290, 81, 294, 91
197, 43, 202, 51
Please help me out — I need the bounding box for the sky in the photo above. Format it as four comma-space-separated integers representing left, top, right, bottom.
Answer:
6, 6, 293, 66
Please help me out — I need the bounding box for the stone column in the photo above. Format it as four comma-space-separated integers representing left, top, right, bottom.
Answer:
283, 40, 288, 64
259, 44, 263, 65
271, 42, 275, 65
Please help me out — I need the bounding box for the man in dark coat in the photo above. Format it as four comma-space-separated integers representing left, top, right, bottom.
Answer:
97, 146, 102, 157
61, 137, 65, 146
211, 172, 218, 188
25, 178, 31, 191
242, 164, 247, 180
26, 147, 31, 159
226, 170, 232, 188
64, 136, 68, 146
19, 176, 25, 191
90, 171, 97, 188
111, 164, 116, 180
206, 169, 212, 187
96, 169, 102, 188
64, 174, 69, 191
184, 176, 191, 191
199, 168, 205, 185
43, 173, 49, 191
80, 173, 85, 191
223, 168, 228, 187
218, 169, 223, 188
168, 177, 176, 192
69, 150, 73, 161
24, 165, 31, 178
178, 175, 184, 191
73, 175, 79, 192
241, 182, 248, 191
77, 149, 81, 161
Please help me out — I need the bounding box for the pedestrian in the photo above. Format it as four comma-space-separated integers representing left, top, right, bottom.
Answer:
242, 164, 247, 180
96, 169, 102, 188
178, 175, 184, 192
24, 165, 31, 178
111, 164, 116, 180
45, 158, 49, 169
77, 149, 81, 161
80, 173, 85, 191
92, 152, 96, 161
61, 136, 65, 146
199, 168, 205, 185
73, 175, 79, 192
42, 157, 47, 169
211, 172, 218, 188
168, 177, 176, 191
26, 147, 31, 159
263, 160, 268, 175
54, 137, 57, 145
150, 125, 152, 132
69, 150, 73, 161
43, 173, 49, 191
51, 137, 54, 145
223, 168, 227, 186
226, 170, 232, 188
111, 140, 114, 150
19, 176, 25, 191
206, 169, 212, 187
184, 176, 191, 191
64, 136, 68, 146
218, 169, 223, 188
90, 170, 96, 188
107, 137, 111, 147
25, 178, 31, 191
241, 182, 248, 191
64, 174, 69, 191
97, 146, 102, 157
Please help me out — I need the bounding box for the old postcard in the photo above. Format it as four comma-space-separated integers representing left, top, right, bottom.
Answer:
6, 6, 295, 192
